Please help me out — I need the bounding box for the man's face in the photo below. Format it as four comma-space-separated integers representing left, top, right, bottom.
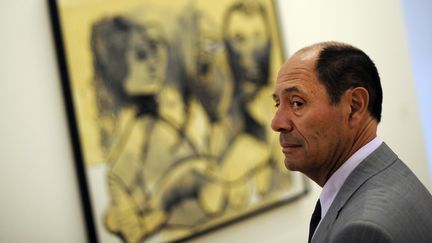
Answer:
271, 51, 351, 178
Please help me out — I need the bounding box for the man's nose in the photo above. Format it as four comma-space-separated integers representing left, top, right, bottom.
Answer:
271, 108, 294, 132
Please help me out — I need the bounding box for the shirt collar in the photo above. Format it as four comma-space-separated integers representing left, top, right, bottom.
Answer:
319, 137, 383, 219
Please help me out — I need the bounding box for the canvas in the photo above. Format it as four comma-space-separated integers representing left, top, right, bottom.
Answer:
48, 0, 307, 242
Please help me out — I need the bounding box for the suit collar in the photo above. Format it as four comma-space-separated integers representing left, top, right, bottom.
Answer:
312, 142, 398, 243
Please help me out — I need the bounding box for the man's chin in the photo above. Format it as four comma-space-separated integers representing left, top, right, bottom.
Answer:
284, 158, 302, 172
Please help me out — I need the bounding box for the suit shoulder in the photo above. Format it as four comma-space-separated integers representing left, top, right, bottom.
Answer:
333, 159, 432, 242
329, 220, 393, 243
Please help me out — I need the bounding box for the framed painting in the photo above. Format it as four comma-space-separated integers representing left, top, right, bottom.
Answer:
48, 0, 308, 242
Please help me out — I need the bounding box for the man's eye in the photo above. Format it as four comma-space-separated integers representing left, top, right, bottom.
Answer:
274, 102, 280, 108
292, 101, 304, 108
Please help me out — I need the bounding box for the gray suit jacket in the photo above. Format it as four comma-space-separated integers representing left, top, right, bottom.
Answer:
313, 143, 432, 243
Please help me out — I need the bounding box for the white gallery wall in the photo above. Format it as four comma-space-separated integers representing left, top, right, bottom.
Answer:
402, 0, 432, 183
0, 0, 429, 243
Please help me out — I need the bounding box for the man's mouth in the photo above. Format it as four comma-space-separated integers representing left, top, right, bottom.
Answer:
281, 144, 302, 153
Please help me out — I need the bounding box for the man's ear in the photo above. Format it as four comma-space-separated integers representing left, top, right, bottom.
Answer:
348, 87, 369, 126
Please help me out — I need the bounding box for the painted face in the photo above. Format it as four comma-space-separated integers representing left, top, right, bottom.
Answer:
124, 24, 168, 95
271, 51, 351, 179
225, 11, 270, 98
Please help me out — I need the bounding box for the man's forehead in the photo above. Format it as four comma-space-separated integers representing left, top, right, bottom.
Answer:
276, 59, 316, 86
290, 48, 318, 64
272, 49, 323, 98
272, 85, 303, 100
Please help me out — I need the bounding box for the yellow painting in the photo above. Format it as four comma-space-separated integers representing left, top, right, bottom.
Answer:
49, 0, 307, 242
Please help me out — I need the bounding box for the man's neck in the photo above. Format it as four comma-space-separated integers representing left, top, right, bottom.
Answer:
311, 118, 378, 187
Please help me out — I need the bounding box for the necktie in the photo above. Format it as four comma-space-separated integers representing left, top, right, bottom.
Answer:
308, 199, 321, 243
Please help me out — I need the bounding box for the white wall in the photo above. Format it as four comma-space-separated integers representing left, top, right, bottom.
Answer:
0, 0, 429, 242
402, 0, 432, 185
0, 1, 86, 242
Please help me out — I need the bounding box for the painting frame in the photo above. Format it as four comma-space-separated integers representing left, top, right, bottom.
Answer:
48, 0, 309, 242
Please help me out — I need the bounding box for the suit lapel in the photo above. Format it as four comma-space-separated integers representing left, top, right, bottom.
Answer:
312, 142, 398, 243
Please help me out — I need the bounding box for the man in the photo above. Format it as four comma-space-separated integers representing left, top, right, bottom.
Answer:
271, 41, 432, 243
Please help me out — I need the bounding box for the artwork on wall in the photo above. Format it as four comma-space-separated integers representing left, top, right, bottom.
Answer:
48, 0, 308, 242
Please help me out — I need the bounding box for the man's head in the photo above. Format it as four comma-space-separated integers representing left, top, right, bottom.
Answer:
271, 41, 382, 186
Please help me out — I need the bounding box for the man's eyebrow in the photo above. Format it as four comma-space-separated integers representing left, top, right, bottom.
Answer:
282, 86, 301, 95
272, 86, 302, 100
